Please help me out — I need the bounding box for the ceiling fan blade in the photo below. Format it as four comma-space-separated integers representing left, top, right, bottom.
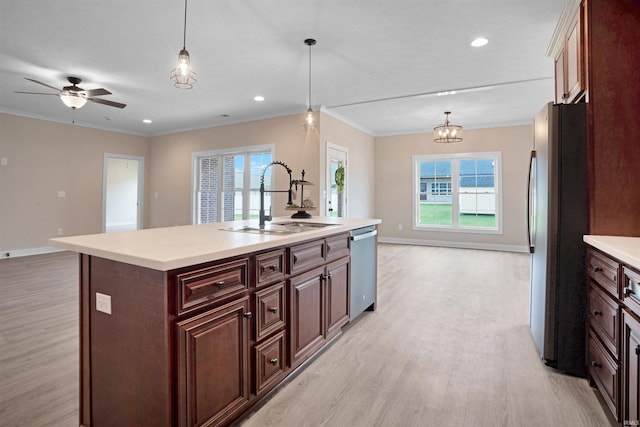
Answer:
14, 91, 59, 95
87, 97, 126, 109
24, 77, 60, 92
82, 88, 111, 97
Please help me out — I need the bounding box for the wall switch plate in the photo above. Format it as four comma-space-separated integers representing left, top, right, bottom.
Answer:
57, 228, 63, 236
57, 190, 66, 198
96, 292, 112, 315
1, 158, 7, 166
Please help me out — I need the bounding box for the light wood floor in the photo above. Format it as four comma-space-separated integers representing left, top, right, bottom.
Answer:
0, 245, 615, 426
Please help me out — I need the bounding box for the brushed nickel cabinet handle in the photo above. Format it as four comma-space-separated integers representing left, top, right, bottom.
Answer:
593, 266, 603, 273
591, 361, 601, 368
269, 358, 278, 365
591, 310, 602, 316
243, 312, 252, 319
269, 264, 278, 271
269, 307, 278, 313
215, 281, 225, 288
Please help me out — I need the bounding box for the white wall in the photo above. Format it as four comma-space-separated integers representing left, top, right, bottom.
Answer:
0, 113, 149, 255
375, 125, 532, 252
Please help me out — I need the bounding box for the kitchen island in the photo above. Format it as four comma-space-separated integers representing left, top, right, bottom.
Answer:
50, 216, 380, 427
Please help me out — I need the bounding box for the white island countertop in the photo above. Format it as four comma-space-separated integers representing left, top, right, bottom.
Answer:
49, 217, 381, 271
584, 235, 640, 270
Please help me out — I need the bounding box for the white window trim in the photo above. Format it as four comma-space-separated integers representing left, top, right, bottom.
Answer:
191, 144, 275, 224
412, 151, 503, 234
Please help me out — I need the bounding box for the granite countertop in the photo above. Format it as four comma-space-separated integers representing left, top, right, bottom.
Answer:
49, 217, 381, 271
583, 235, 640, 270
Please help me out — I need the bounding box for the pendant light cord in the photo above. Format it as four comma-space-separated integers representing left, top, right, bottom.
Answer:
308, 43, 312, 108
182, 0, 188, 49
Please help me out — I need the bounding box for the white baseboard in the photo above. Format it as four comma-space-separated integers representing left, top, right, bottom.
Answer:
0, 246, 65, 260
377, 236, 529, 253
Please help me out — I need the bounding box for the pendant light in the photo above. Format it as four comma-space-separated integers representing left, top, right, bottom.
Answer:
433, 111, 463, 143
303, 38, 317, 132
170, 0, 197, 89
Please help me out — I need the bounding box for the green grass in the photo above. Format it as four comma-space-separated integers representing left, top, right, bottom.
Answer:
419, 203, 496, 228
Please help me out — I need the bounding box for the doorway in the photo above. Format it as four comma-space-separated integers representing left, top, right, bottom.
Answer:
326, 143, 348, 218
103, 154, 144, 232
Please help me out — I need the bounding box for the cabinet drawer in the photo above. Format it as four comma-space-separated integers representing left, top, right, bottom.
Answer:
623, 267, 640, 317
587, 248, 620, 298
289, 239, 325, 275
589, 283, 620, 359
325, 233, 350, 262
255, 282, 286, 341
255, 249, 285, 288
254, 330, 287, 394
176, 258, 249, 315
588, 330, 620, 420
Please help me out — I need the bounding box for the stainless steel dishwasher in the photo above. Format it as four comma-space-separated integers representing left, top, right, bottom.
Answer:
349, 225, 377, 320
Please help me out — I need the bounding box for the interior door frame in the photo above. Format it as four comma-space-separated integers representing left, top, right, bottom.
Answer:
323, 141, 348, 217
102, 153, 145, 232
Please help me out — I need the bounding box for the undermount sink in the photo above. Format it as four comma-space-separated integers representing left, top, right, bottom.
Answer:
224, 221, 337, 235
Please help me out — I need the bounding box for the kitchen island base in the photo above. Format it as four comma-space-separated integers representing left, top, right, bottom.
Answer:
73, 225, 377, 427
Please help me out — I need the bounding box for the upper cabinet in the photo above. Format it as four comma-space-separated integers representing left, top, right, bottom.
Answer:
549, 0, 586, 104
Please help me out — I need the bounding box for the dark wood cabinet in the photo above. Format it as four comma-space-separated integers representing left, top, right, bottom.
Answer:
254, 330, 287, 395
623, 311, 640, 423
326, 257, 350, 339
586, 246, 640, 424
289, 265, 326, 368
553, 3, 585, 104
78, 229, 366, 427
550, 0, 640, 236
176, 297, 251, 427
586, 247, 621, 421
288, 233, 350, 369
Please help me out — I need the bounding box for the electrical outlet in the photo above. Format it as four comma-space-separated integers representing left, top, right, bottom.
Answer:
57, 228, 63, 236
398, 223, 403, 230
58, 190, 66, 198
1, 158, 7, 166
96, 292, 112, 315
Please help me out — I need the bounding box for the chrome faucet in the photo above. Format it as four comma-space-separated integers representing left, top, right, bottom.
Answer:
259, 161, 294, 227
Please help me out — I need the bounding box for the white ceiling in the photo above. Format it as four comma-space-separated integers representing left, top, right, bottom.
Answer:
0, 1, 564, 137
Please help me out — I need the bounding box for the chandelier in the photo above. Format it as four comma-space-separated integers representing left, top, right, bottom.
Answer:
433, 111, 463, 143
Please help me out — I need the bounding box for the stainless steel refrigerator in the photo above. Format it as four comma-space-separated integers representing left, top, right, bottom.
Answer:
527, 102, 588, 377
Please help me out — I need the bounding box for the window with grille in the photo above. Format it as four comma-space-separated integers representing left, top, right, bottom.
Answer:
413, 152, 502, 232
193, 146, 273, 224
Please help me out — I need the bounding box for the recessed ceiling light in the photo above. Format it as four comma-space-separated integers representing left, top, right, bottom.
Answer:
143, 119, 152, 124
254, 95, 265, 102
471, 37, 489, 47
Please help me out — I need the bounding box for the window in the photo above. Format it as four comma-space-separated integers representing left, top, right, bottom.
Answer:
413, 152, 501, 232
193, 145, 273, 224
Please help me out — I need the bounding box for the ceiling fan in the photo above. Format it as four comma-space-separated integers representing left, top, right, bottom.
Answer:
15, 77, 126, 109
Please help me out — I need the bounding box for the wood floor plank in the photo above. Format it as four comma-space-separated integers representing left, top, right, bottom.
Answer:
0, 245, 616, 426
239, 244, 615, 427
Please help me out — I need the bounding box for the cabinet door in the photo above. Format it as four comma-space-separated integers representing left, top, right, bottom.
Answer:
623, 312, 640, 423
176, 297, 251, 427
326, 257, 350, 339
289, 266, 325, 368
555, 48, 566, 104
565, 12, 584, 102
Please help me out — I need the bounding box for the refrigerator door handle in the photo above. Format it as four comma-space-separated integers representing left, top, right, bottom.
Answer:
527, 150, 537, 254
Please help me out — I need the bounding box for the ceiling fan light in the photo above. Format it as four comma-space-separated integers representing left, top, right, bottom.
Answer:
60, 94, 87, 109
